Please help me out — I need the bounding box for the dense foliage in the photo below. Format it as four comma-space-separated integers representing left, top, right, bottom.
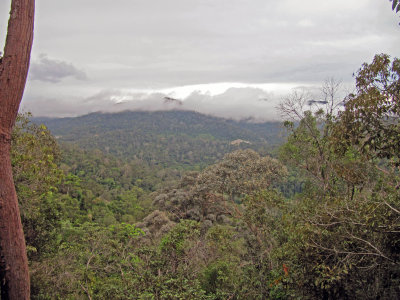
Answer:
34, 110, 282, 169
277, 54, 400, 299
11, 54, 400, 299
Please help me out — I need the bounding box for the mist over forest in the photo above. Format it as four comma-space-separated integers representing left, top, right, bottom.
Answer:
1, 0, 399, 299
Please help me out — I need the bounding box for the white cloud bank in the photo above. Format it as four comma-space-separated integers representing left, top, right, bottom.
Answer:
21, 85, 301, 121
1, 0, 399, 120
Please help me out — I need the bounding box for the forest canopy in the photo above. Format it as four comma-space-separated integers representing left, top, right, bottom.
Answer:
8, 54, 400, 299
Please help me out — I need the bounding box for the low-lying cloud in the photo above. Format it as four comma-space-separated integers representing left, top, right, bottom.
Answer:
22, 87, 289, 121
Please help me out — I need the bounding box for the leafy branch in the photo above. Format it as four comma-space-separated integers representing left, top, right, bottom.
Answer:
390, 0, 400, 25
390, 0, 400, 13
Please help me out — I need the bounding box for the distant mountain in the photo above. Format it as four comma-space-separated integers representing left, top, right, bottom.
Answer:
34, 110, 284, 169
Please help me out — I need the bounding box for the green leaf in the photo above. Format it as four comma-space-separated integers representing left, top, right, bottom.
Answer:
393, 0, 398, 11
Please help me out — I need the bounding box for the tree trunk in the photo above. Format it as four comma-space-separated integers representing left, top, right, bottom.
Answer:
0, 0, 35, 299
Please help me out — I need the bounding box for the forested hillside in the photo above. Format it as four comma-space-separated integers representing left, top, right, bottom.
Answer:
1, 0, 398, 297
12, 55, 400, 299
34, 110, 283, 169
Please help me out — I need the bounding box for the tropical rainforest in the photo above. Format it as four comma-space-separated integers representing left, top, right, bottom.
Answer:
12, 54, 400, 299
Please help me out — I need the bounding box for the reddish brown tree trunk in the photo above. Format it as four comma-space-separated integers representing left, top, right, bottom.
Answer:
0, 0, 35, 299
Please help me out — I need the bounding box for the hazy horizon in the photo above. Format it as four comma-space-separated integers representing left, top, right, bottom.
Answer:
1, 0, 399, 120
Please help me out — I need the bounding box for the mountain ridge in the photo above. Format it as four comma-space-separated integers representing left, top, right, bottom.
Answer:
33, 110, 284, 169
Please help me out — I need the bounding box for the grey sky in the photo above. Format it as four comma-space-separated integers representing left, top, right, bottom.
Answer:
29, 54, 87, 83
1, 0, 399, 120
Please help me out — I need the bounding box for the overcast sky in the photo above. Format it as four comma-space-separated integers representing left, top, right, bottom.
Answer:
1, 0, 399, 120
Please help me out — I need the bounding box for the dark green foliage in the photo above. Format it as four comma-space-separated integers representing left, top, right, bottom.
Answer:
31, 222, 146, 299
390, 0, 400, 24
59, 144, 158, 224
392, 0, 400, 12
273, 55, 400, 299
11, 114, 64, 259
334, 54, 400, 163
34, 110, 282, 169
11, 55, 400, 299
159, 220, 200, 261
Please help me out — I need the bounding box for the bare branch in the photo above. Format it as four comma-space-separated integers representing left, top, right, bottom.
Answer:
345, 232, 392, 262
277, 88, 312, 121
321, 77, 343, 116
309, 239, 393, 262
384, 201, 400, 215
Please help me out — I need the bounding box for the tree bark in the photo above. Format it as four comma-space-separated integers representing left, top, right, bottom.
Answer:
0, 0, 35, 299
